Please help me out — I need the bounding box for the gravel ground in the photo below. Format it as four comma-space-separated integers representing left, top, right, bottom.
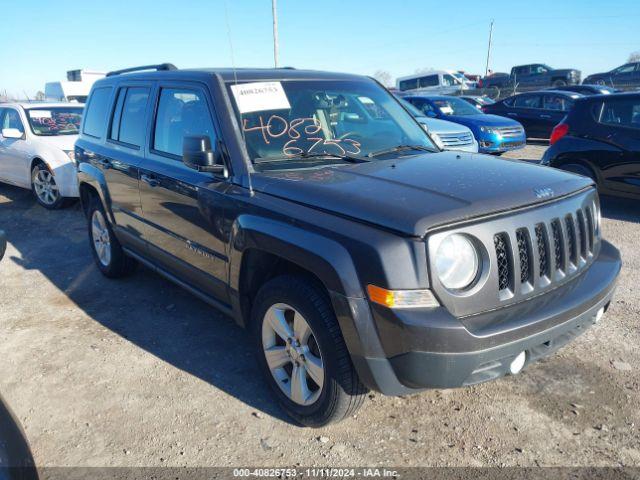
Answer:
0, 144, 638, 468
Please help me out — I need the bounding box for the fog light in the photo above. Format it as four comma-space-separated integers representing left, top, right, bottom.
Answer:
595, 306, 605, 323
509, 351, 526, 375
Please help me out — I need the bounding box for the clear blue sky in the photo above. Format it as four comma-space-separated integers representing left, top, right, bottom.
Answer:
1, 0, 638, 97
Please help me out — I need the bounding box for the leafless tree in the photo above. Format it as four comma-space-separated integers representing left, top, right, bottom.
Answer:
35, 91, 45, 101
373, 70, 393, 87
628, 51, 640, 63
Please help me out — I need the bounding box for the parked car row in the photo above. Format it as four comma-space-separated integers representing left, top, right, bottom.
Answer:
478, 61, 640, 91
0, 103, 83, 208
0, 64, 629, 428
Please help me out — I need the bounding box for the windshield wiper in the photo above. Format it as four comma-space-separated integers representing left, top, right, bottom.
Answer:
255, 151, 369, 164
367, 144, 437, 158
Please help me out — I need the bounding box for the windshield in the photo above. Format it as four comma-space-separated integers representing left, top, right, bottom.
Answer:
432, 97, 480, 116
26, 107, 83, 136
227, 79, 435, 169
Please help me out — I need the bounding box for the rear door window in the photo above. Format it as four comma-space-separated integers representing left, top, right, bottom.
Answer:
83, 87, 113, 138
152, 87, 217, 158
109, 87, 150, 147
543, 95, 572, 112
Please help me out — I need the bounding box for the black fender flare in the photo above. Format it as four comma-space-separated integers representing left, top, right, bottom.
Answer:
77, 162, 114, 223
228, 214, 363, 300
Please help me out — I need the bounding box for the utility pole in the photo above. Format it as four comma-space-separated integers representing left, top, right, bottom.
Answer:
272, 0, 279, 68
484, 19, 494, 77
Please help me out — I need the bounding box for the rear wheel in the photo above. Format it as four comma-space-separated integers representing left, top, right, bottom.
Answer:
87, 196, 136, 278
552, 79, 567, 87
31, 163, 66, 209
252, 275, 367, 427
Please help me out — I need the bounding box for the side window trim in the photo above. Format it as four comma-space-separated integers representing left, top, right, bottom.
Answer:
148, 82, 223, 163
106, 82, 152, 151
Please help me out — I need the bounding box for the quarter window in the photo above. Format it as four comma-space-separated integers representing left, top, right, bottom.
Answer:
153, 88, 216, 157
83, 87, 113, 138
109, 87, 150, 147
596, 98, 640, 130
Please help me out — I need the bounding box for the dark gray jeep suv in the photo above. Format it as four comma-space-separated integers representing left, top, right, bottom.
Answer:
76, 64, 621, 427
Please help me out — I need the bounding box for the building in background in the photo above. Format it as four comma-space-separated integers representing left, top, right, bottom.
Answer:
44, 69, 105, 103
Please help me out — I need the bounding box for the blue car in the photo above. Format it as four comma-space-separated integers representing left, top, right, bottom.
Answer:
404, 95, 526, 154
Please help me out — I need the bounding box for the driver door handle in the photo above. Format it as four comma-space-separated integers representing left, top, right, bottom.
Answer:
141, 174, 159, 188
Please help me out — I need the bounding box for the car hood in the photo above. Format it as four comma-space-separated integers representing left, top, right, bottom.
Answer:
443, 114, 520, 129
251, 152, 592, 237
36, 134, 78, 151
417, 116, 472, 134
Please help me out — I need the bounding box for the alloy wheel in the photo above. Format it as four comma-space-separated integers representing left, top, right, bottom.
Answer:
91, 210, 112, 267
262, 303, 325, 406
32, 168, 59, 205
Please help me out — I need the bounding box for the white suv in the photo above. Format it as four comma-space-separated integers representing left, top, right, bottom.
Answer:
0, 103, 83, 209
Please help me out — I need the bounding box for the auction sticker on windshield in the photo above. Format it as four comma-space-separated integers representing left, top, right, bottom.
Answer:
28, 110, 53, 118
230, 81, 291, 114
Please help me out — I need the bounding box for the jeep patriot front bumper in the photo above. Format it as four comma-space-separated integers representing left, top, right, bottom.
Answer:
331, 240, 621, 395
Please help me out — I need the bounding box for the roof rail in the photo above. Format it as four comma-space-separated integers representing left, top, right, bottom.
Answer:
106, 63, 177, 77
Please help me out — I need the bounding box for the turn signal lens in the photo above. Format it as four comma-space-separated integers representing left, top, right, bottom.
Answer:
367, 285, 440, 309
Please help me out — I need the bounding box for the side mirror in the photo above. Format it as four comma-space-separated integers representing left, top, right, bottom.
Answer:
183, 136, 227, 176
426, 110, 438, 118
2, 128, 23, 139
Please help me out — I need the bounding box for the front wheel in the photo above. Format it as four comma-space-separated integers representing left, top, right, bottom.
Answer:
87, 197, 136, 278
552, 79, 567, 87
252, 275, 367, 427
31, 163, 66, 209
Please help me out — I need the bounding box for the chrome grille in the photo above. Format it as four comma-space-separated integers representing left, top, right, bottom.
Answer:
494, 233, 511, 291
551, 219, 564, 273
427, 188, 600, 318
577, 209, 587, 259
496, 126, 525, 138
438, 132, 474, 147
535, 223, 549, 278
565, 215, 577, 266
516, 228, 532, 284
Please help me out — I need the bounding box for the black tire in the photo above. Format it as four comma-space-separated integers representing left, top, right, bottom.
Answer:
31, 163, 68, 210
251, 275, 367, 427
552, 79, 567, 87
562, 163, 598, 185
87, 196, 136, 278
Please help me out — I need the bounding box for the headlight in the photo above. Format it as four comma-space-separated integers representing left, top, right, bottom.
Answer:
434, 234, 480, 290
64, 150, 76, 164
430, 133, 445, 150
480, 126, 501, 137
